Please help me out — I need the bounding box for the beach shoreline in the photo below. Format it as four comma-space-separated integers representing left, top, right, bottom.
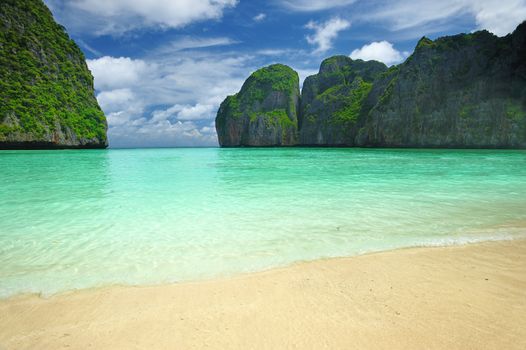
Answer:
1, 239, 525, 349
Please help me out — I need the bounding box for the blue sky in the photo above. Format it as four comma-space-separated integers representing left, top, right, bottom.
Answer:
44, 0, 526, 148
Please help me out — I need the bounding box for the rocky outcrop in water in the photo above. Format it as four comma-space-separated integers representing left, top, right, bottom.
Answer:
357, 24, 526, 148
216, 21, 526, 148
299, 56, 387, 145
216, 64, 299, 146
0, 0, 107, 149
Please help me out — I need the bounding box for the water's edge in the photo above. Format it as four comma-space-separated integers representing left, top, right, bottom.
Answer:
3, 233, 525, 301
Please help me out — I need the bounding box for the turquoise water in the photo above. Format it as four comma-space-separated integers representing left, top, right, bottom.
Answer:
1, 148, 526, 297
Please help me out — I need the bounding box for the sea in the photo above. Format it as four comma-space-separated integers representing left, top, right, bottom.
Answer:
1, 148, 525, 297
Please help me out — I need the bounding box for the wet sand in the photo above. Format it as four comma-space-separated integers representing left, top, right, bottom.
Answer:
1, 239, 525, 349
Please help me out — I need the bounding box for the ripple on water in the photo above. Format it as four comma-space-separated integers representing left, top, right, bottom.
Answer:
1, 148, 526, 297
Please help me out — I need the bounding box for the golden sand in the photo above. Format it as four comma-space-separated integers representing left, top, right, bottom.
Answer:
1, 239, 525, 349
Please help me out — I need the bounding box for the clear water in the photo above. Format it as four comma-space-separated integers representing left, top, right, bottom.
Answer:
1, 148, 526, 298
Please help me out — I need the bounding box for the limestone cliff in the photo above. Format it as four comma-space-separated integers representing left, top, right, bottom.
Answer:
215, 64, 299, 146
299, 56, 387, 145
0, 0, 107, 149
356, 23, 526, 148
216, 22, 526, 148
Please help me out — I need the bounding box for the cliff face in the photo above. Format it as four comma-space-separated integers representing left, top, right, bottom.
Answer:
215, 64, 300, 146
216, 21, 526, 148
357, 23, 526, 148
0, 0, 107, 149
300, 56, 387, 145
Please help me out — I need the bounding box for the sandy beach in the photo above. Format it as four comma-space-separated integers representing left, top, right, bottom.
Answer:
1, 239, 525, 349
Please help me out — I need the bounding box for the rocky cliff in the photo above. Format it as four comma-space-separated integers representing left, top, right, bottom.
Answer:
357, 23, 526, 148
0, 0, 107, 149
216, 21, 526, 148
215, 64, 299, 146
300, 56, 387, 145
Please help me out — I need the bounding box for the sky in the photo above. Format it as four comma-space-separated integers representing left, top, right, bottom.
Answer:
44, 0, 526, 148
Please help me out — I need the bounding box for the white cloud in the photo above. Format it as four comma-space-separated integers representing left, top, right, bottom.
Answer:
362, 0, 526, 36
76, 39, 102, 57
151, 104, 216, 122
109, 119, 218, 148
279, 0, 356, 11
253, 13, 266, 22
277, 0, 525, 37
257, 49, 289, 56
178, 104, 216, 120
305, 17, 351, 54
159, 37, 239, 53
46, 0, 238, 35
86, 48, 254, 147
96, 89, 136, 113
350, 41, 408, 66
87, 57, 153, 90
364, 1, 468, 32
471, 0, 526, 36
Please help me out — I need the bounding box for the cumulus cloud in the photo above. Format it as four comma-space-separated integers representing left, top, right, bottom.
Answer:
350, 41, 408, 66
96, 89, 136, 113
151, 104, 216, 122
46, 0, 238, 35
471, 0, 526, 36
87, 57, 153, 90
253, 13, 266, 22
86, 48, 254, 147
279, 0, 356, 11
305, 17, 351, 54
109, 119, 218, 148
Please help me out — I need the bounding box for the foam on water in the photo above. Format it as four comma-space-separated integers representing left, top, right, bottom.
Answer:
1, 148, 526, 297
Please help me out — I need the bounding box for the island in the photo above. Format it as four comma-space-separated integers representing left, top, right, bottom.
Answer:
216, 21, 526, 148
0, 0, 107, 149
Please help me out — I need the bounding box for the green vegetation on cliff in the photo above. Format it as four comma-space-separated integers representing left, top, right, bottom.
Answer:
250, 108, 295, 128
248, 64, 299, 93
299, 56, 387, 145
332, 79, 373, 124
506, 101, 526, 122
221, 94, 242, 118
215, 64, 300, 146
239, 64, 299, 107
0, 0, 107, 148
216, 21, 526, 148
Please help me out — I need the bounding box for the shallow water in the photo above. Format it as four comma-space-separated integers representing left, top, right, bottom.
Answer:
1, 148, 526, 297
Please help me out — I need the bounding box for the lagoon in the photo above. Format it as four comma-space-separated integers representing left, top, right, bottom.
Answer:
1, 148, 526, 298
